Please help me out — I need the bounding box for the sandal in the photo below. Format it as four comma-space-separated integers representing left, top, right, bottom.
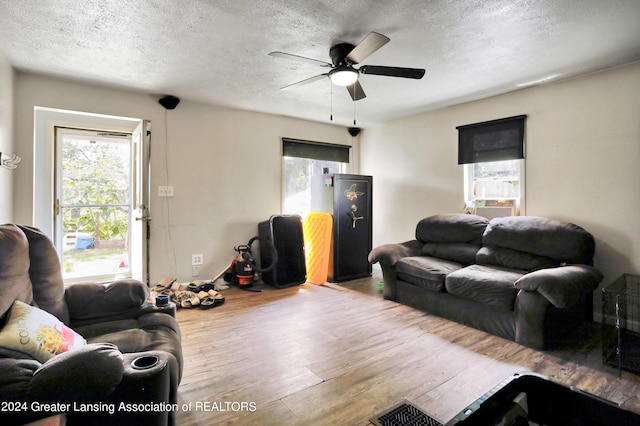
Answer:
207, 289, 224, 299
153, 278, 179, 292
195, 290, 210, 301
182, 292, 201, 308
171, 290, 200, 308
200, 296, 225, 309
199, 289, 225, 309
187, 280, 215, 293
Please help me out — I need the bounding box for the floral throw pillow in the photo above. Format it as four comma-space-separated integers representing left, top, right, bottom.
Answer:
0, 300, 86, 363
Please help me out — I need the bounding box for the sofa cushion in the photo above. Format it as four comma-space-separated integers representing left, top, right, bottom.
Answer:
416, 214, 488, 244
421, 242, 479, 265
483, 216, 596, 265
396, 256, 464, 291
75, 313, 181, 351
476, 246, 560, 271
445, 265, 525, 310
76, 313, 183, 380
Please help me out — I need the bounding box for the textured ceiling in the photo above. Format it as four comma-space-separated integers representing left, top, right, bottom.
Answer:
1, 0, 640, 127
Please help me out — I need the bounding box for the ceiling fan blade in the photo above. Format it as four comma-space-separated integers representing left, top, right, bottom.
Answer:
281, 73, 328, 90
346, 32, 390, 64
346, 80, 366, 101
359, 65, 425, 79
269, 51, 333, 68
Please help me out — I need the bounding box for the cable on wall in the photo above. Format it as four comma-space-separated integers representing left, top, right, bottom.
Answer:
159, 95, 180, 277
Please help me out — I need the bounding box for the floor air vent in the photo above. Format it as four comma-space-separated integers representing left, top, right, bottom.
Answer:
370, 400, 443, 426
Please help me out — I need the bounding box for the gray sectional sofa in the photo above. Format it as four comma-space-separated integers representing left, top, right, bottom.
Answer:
368, 213, 603, 349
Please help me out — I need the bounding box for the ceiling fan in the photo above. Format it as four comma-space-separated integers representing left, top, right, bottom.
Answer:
269, 32, 425, 101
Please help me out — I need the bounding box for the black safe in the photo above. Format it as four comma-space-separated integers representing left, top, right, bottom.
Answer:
311, 173, 372, 282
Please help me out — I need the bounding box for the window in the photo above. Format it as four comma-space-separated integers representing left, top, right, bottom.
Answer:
458, 115, 526, 217
464, 159, 524, 215
282, 138, 349, 217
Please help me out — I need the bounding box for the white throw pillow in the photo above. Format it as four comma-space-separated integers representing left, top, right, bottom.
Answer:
0, 300, 86, 362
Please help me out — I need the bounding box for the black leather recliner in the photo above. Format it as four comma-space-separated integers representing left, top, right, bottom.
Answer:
0, 224, 183, 425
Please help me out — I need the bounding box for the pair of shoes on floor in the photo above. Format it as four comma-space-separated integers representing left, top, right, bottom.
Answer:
196, 289, 225, 310
186, 279, 215, 293
171, 289, 225, 309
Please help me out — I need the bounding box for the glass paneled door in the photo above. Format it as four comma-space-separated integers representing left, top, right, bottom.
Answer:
55, 124, 149, 284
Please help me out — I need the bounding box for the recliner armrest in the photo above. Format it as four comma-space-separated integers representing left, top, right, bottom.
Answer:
515, 265, 603, 308
65, 279, 149, 322
368, 240, 423, 267
29, 343, 124, 400
0, 343, 123, 424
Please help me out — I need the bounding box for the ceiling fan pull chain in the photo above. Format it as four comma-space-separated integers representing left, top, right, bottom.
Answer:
353, 86, 357, 125
330, 81, 333, 121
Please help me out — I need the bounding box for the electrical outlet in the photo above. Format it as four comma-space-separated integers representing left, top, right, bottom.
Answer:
191, 265, 200, 277
192, 254, 203, 265
158, 186, 174, 197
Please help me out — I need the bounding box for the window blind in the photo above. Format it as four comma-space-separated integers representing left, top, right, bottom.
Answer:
282, 138, 350, 163
457, 115, 526, 164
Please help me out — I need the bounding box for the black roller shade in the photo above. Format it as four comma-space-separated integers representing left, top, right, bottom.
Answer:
457, 115, 526, 164
282, 138, 350, 163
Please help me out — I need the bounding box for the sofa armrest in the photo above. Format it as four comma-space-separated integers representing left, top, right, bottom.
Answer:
368, 240, 423, 266
515, 265, 603, 308
29, 343, 124, 400
0, 343, 123, 424
65, 279, 149, 322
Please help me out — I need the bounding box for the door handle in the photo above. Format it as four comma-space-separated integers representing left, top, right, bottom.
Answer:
349, 205, 364, 228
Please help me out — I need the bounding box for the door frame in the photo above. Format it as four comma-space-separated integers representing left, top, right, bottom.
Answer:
33, 107, 149, 284
130, 120, 151, 284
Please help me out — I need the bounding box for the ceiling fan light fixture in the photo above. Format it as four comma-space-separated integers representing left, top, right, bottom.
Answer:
329, 68, 358, 86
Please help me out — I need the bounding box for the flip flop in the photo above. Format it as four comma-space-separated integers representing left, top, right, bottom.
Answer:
153, 278, 179, 292
200, 296, 225, 310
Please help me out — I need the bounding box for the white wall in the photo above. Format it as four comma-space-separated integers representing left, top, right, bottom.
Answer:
14, 72, 356, 283
12, 61, 640, 300
0, 51, 14, 223
362, 61, 640, 299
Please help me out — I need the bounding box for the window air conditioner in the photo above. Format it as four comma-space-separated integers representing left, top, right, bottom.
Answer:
474, 205, 515, 219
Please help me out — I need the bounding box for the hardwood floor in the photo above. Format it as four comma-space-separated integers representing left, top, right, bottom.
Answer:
174, 276, 640, 425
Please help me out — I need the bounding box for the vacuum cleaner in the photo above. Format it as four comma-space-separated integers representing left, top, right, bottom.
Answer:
224, 236, 278, 291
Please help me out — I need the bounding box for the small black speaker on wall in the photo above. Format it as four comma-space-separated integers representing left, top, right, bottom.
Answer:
159, 95, 180, 110
258, 215, 306, 288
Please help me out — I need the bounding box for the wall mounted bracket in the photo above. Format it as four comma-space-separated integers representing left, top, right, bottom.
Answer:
0, 152, 21, 170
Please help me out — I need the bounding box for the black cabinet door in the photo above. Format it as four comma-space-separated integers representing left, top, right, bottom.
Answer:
331, 174, 372, 282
